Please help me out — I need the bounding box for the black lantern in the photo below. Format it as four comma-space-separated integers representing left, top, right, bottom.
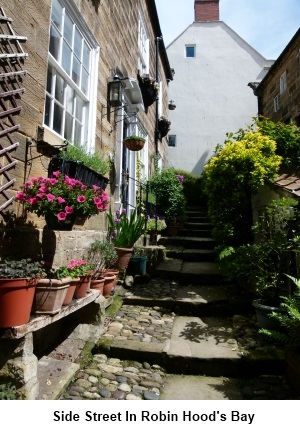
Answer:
108, 78, 123, 107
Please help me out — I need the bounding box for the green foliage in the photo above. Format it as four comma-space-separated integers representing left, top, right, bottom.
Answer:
86, 241, 117, 278
148, 167, 186, 221
173, 169, 206, 206
0, 258, 43, 279
59, 144, 110, 175
259, 274, 300, 345
107, 207, 145, 248
218, 197, 300, 302
202, 130, 282, 247
0, 383, 17, 400
256, 116, 300, 173
124, 135, 146, 141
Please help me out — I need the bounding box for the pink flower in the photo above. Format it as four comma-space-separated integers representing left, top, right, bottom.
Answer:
29, 197, 38, 205
57, 212, 67, 221
36, 193, 45, 199
93, 185, 100, 191
94, 197, 102, 204
77, 195, 86, 203
49, 178, 58, 185
57, 197, 65, 204
65, 206, 74, 214
52, 171, 61, 178
16, 191, 25, 200
46, 193, 56, 202
39, 186, 48, 193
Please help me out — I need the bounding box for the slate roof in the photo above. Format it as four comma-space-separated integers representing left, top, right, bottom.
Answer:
274, 174, 300, 198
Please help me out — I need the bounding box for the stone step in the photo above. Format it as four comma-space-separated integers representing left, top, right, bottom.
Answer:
166, 247, 216, 262
106, 315, 285, 378
178, 229, 212, 237
184, 222, 212, 230
160, 236, 216, 250
154, 259, 223, 285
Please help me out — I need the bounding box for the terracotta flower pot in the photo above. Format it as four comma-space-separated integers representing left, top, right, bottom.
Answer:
0, 278, 37, 327
63, 278, 79, 305
114, 247, 133, 269
74, 275, 91, 299
103, 274, 117, 298
90, 277, 105, 294
32, 277, 72, 314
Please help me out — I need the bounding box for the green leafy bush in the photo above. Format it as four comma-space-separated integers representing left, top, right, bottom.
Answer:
202, 130, 282, 247
148, 167, 186, 221
173, 169, 206, 206
107, 207, 145, 248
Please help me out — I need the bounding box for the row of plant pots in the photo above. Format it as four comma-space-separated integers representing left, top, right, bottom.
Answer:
0, 269, 120, 329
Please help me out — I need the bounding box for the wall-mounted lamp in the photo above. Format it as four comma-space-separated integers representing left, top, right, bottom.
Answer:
108, 77, 123, 107
168, 100, 176, 110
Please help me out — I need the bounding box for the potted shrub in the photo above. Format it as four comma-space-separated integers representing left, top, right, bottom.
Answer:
32, 264, 73, 314
48, 144, 110, 189
146, 216, 167, 243
107, 207, 146, 269
16, 172, 109, 230
127, 246, 148, 276
0, 259, 43, 327
124, 135, 146, 152
86, 240, 118, 294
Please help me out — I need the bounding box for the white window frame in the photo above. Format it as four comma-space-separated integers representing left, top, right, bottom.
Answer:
280, 71, 287, 94
185, 45, 196, 58
138, 11, 149, 74
274, 94, 280, 112
44, 0, 99, 150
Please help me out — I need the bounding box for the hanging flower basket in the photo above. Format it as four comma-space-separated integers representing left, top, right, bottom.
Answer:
158, 116, 171, 138
137, 73, 159, 108
124, 135, 146, 152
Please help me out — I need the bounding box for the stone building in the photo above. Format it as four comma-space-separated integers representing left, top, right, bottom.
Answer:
0, 0, 173, 264
166, 0, 272, 174
254, 28, 300, 125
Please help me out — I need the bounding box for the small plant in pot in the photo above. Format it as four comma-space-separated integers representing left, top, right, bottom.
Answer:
0, 258, 44, 327
124, 135, 146, 152
86, 240, 118, 293
127, 246, 148, 276
56, 259, 94, 299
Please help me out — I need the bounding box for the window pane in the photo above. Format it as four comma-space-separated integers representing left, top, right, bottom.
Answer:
74, 28, 82, 59
66, 84, 74, 114
75, 97, 83, 121
63, 14, 73, 46
74, 120, 82, 144
62, 41, 72, 75
64, 112, 73, 140
51, 0, 62, 31
81, 68, 89, 95
53, 102, 63, 135
49, 26, 60, 60
82, 41, 90, 69
186, 46, 195, 57
44, 95, 51, 127
72, 56, 80, 86
46, 65, 53, 94
55, 74, 64, 104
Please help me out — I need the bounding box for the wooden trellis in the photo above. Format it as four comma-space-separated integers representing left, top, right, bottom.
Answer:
0, 7, 27, 215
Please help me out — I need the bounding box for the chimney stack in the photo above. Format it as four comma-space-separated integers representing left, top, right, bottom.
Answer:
194, 0, 220, 22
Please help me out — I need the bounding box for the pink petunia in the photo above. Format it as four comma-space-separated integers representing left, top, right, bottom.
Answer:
29, 197, 38, 205
93, 185, 100, 191
57, 212, 67, 221
57, 197, 65, 204
16, 191, 25, 200
94, 197, 102, 204
46, 193, 56, 202
77, 195, 86, 203
52, 171, 61, 178
36, 193, 45, 199
39, 186, 48, 193
65, 206, 74, 214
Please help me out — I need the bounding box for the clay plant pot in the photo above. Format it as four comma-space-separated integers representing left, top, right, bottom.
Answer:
114, 247, 133, 269
74, 275, 91, 299
90, 277, 105, 295
0, 278, 37, 327
63, 278, 79, 305
103, 274, 117, 298
32, 277, 72, 314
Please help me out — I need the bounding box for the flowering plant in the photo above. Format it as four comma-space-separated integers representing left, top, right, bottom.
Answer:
137, 73, 160, 95
56, 259, 94, 279
146, 216, 166, 232
16, 172, 109, 225
158, 116, 171, 126
107, 207, 145, 248
175, 174, 184, 183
